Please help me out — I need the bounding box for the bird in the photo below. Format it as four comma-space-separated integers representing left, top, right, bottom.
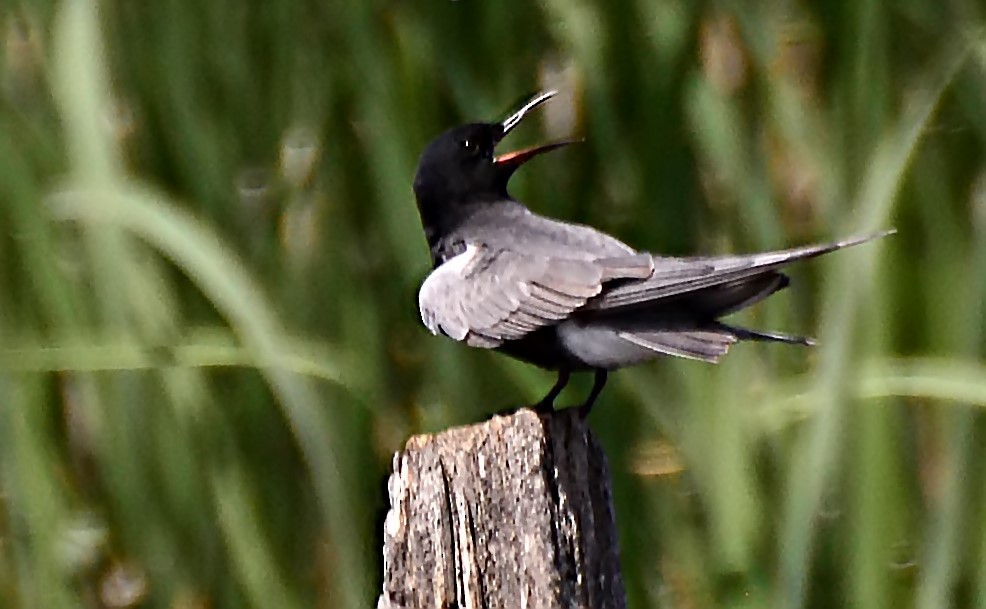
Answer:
412, 90, 889, 417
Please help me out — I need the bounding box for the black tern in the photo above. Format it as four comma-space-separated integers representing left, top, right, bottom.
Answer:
413, 90, 889, 415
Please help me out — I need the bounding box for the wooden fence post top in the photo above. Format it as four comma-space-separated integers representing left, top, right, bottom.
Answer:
378, 407, 626, 609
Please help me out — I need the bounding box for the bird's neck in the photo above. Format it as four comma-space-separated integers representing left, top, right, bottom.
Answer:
416, 195, 498, 244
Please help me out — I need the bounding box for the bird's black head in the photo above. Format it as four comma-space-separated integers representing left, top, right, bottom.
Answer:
413, 121, 506, 207
413, 91, 575, 241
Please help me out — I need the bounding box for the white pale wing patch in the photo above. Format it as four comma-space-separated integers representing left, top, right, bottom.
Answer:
418, 245, 481, 341
417, 244, 650, 349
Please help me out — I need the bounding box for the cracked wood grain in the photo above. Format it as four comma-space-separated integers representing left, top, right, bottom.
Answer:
377, 407, 626, 609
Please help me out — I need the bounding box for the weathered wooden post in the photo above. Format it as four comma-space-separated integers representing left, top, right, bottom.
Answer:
377, 407, 626, 609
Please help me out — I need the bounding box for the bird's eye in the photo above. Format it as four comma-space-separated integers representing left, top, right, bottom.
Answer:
460, 139, 480, 155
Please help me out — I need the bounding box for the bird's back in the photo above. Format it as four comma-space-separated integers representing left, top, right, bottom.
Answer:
441, 201, 637, 263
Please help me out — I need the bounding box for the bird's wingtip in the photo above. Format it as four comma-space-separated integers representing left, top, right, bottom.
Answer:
833, 228, 896, 250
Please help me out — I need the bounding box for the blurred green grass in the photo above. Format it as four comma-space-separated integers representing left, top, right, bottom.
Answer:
1, 0, 985, 607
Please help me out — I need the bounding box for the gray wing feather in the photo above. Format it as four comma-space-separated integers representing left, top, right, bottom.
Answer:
419, 229, 891, 350
588, 232, 889, 311
419, 245, 620, 348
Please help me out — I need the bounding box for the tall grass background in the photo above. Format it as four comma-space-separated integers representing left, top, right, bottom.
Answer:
1, 0, 985, 607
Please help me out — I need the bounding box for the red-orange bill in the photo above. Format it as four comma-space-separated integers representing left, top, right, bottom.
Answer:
493, 139, 581, 167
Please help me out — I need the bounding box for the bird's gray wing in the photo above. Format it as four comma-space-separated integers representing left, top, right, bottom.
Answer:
418, 244, 652, 348
587, 232, 889, 311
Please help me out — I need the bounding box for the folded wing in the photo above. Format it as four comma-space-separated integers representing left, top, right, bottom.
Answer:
418, 245, 652, 348
587, 232, 889, 311
418, 232, 890, 355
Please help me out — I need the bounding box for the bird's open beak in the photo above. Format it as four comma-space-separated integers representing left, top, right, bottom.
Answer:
494, 90, 579, 170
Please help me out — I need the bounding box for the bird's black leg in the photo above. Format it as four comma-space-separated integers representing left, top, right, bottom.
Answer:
534, 369, 570, 413
578, 369, 608, 419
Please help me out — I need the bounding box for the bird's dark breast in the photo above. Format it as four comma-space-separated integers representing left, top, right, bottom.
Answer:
495, 326, 593, 371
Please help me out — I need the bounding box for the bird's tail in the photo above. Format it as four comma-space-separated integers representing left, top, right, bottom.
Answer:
712, 321, 816, 346
616, 328, 738, 362
614, 322, 813, 364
